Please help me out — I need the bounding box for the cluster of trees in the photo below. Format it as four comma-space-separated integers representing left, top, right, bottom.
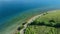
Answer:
30, 19, 60, 28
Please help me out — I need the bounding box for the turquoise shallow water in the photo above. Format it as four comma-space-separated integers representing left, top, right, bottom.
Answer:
1, 0, 60, 34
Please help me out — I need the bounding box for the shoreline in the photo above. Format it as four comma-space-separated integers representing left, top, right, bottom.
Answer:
19, 10, 57, 34
20, 14, 43, 34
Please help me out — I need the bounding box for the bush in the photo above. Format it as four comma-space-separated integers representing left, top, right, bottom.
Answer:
22, 22, 27, 25
17, 25, 24, 31
18, 32, 20, 34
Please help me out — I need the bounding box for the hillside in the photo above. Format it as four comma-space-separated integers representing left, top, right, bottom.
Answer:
24, 10, 60, 34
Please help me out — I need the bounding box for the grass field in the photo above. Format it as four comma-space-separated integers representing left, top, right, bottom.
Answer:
25, 25, 57, 34
25, 10, 60, 34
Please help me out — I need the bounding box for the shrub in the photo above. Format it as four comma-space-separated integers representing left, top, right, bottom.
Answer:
22, 22, 27, 25
18, 32, 20, 34
17, 25, 24, 31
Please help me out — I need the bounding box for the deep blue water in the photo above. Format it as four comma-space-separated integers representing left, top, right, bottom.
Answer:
0, 0, 60, 34
0, 0, 60, 23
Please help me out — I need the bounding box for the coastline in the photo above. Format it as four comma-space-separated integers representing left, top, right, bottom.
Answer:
20, 14, 43, 34
19, 10, 58, 34
1, 10, 58, 34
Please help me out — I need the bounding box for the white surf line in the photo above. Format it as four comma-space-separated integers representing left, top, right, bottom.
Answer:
20, 14, 43, 34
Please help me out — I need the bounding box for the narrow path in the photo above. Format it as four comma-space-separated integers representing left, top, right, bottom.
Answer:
20, 14, 43, 34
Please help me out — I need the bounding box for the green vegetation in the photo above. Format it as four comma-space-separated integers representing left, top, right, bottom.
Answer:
22, 22, 27, 25
34, 10, 60, 27
25, 25, 57, 34
18, 32, 20, 34
17, 25, 24, 31
25, 10, 60, 34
